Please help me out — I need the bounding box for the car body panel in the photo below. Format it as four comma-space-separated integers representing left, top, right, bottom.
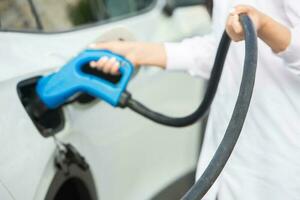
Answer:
0, 1, 211, 199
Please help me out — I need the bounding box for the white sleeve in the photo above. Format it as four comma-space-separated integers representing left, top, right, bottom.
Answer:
277, 1, 300, 74
164, 34, 217, 79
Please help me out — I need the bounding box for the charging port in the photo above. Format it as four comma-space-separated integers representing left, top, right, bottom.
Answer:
17, 67, 121, 137
17, 76, 65, 137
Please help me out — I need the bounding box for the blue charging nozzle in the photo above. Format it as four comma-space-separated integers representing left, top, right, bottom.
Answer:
36, 49, 134, 109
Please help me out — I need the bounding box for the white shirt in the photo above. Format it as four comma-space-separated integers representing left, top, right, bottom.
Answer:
165, 0, 300, 199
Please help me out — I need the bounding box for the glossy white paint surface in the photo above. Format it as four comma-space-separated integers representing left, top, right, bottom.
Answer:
0, 1, 210, 199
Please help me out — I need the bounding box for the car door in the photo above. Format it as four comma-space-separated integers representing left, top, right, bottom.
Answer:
0, 181, 14, 200
0, 0, 211, 199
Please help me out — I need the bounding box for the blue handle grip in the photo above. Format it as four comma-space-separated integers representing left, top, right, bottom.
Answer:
37, 49, 134, 109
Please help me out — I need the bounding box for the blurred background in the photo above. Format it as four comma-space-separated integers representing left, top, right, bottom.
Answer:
0, 0, 157, 32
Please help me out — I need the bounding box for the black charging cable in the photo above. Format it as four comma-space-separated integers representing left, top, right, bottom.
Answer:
119, 29, 230, 127
119, 14, 258, 200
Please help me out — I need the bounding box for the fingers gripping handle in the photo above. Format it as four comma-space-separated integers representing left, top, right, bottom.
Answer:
37, 49, 134, 109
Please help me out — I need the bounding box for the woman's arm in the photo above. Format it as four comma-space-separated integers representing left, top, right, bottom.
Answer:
89, 34, 217, 79
226, 5, 291, 53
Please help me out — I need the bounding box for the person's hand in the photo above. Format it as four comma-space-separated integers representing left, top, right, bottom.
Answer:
226, 5, 269, 42
88, 41, 166, 75
89, 41, 140, 75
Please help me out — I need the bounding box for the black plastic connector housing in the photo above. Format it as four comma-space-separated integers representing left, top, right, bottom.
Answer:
17, 76, 65, 137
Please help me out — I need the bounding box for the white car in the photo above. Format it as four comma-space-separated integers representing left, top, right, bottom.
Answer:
0, 0, 210, 199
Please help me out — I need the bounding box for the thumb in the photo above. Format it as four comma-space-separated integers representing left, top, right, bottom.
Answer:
232, 14, 243, 34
